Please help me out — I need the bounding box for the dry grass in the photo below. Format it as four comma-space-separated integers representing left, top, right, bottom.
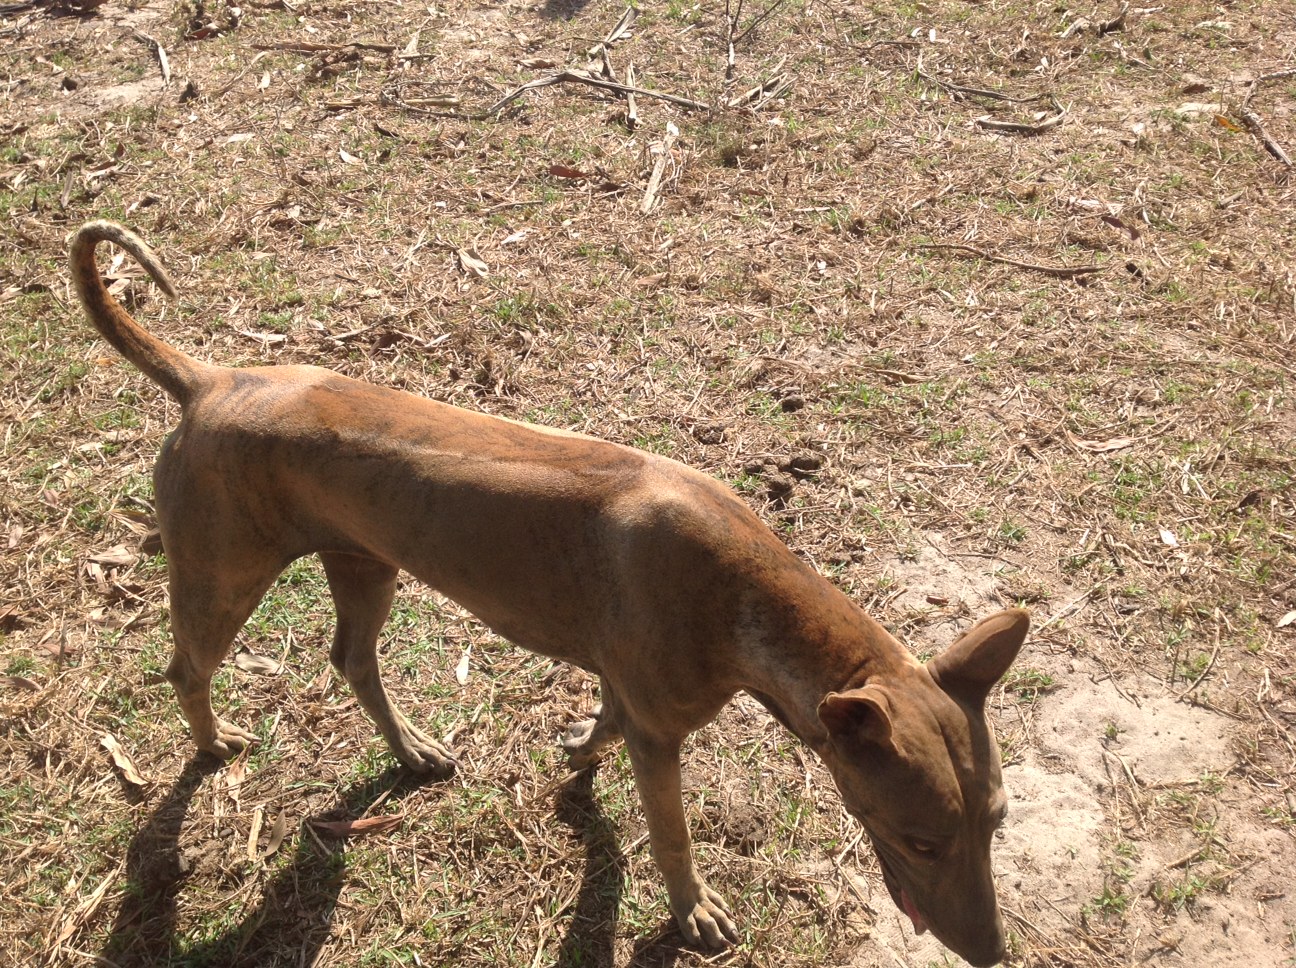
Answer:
1, 0, 1294, 965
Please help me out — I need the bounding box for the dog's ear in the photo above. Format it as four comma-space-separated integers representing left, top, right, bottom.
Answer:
926, 607, 1029, 707
818, 685, 893, 746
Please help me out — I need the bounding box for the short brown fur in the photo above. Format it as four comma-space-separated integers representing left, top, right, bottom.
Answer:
70, 221, 1028, 965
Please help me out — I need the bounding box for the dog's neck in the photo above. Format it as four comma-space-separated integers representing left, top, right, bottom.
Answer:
736, 557, 914, 749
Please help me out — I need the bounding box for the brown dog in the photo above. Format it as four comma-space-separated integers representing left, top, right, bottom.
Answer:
71, 221, 1028, 966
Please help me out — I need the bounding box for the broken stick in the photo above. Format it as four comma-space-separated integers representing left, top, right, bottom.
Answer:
483, 70, 709, 118
641, 122, 680, 215
915, 243, 1104, 279
1234, 104, 1293, 167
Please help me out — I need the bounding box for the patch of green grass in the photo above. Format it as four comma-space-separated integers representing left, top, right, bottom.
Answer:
1002, 668, 1056, 703
1152, 873, 1209, 911
630, 422, 677, 456
1091, 882, 1130, 917
998, 519, 1027, 545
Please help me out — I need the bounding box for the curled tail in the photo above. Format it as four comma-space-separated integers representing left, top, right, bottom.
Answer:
69, 221, 211, 404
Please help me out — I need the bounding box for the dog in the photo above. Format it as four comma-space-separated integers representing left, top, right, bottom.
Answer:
70, 221, 1028, 966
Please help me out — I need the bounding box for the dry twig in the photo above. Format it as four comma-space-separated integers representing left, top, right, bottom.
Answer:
918, 70, 1048, 104
625, 61, 639, 129
1175, 617, 1223, 701
1233, 104, 1293, 167
483, 70, 709, 118
914, 243, 1104, 278
133, 31, 171, 84
975, 103, 1067, 134
641, 122, 680, 214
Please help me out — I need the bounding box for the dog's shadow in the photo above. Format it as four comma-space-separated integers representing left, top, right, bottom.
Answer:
555, 768, 696, 968
100, 757, 691, 967
100, 756, 433, 967
554, 768, 625, 967
539, 0, 594, 21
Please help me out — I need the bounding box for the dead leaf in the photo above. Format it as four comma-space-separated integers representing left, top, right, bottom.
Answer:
1173, 103, 1219, 119
456, 249, 489, 279
926, 595, 950, 606
37, 635, 79, 660
519, 57, 558, 69
224, 758, 246, 807
101, 733, 148, 786
1159, 528, 1180, 548
455, 646, 471, 685
258, 71, 270, 90
1067, 196, 1123, 217
234, 650, 283, 676
1100, 213, 1141, 240
1075, 436, 1136, 453
264, 811, 289, 858
311, 812, 405, 837
234, 328, 288, 345
223, 132, 255, 145
156, 43, 171, 84
3, 675, 39, 692
52, 863, 122, 947
88, 544, 137, 568
338, 148, 362, 165
247, 806, 264, 861
403, 30, 420, 56
85, 560, 106, 587
549, 164, 594, 180
1277, 611, 1296, 629
0, 604, 27, 631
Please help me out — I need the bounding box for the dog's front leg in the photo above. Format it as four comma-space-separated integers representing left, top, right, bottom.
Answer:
624, 729, 740, 948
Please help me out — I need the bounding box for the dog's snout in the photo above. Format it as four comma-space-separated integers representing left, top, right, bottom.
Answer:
961, 931, 1007, 967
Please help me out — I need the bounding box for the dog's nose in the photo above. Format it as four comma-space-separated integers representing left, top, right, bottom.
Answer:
963, 936, 1007, 967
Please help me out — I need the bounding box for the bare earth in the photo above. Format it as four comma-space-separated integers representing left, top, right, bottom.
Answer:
1, 1, 1294, 966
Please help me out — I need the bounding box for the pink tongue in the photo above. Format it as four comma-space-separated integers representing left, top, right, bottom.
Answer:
900, 889, 929, 935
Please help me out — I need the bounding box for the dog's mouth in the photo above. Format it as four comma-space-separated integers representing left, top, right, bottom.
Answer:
876, 848, 929, 936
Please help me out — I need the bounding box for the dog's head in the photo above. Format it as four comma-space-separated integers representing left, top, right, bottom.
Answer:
817, 608, 1028, 967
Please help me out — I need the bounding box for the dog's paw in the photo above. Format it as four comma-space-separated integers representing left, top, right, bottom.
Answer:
560, 718, 601, 769
674, 886, 740, 949
205, 719, 259, 759
560, 704, 620, 769
391, 719, 457, 779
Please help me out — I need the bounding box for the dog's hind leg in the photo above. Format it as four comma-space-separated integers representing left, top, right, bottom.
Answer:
320, 551, 457, 778
561, 679, 624, 769
164, 554, 284, 760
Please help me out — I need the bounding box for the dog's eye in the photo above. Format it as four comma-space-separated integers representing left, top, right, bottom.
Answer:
909, 839, 939, 857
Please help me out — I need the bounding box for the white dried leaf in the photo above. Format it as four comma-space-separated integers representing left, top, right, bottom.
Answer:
1075, 436, 1136, 453
234, 650, 283, 676
456, 249, 489, 279
101, 733, 148, 786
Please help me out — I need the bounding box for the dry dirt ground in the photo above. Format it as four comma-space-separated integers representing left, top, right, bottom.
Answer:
2, 0, 1295, 966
